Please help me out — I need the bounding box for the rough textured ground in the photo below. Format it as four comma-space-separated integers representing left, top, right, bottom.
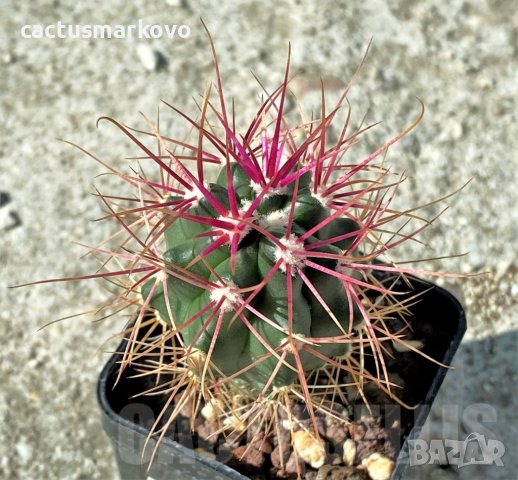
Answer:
1, 1, 516, 479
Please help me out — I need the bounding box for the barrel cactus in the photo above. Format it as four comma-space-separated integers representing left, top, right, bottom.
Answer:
89, 39, 432, 418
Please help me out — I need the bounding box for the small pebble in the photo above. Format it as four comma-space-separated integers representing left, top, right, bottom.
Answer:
361, 453, 395, 480
342, 438, 357, 466
285, 451, 306, 476
232, 444, 265, 469
2, 52, 14, 64
0, 209, 17, 230
271, 444, 290, 469
223, 415, 246, 433
197, 421, 219, 445
16, 441, 32, 465
438, 119, 464, 142
200, 398, 224, 422
325, 424, 347, 444
282, 418, 297, 430
136, 44, 166, 72
292, 430, 326, 469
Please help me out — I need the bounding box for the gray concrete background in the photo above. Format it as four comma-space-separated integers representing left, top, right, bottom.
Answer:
1, 1, 516, 479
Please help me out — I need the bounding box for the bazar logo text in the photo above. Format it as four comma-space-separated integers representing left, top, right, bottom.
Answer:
20, 20, 191, 39
409, 433, 505, 468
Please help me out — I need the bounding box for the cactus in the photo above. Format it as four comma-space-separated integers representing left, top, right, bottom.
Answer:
82, 36, 435, 411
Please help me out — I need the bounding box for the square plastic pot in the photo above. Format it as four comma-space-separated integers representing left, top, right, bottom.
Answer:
97, 277, 466, 480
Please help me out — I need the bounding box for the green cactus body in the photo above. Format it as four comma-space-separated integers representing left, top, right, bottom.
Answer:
142, 163, 360, 391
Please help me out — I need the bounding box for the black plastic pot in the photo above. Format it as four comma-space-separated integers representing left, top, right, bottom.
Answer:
97, 278, 466, 480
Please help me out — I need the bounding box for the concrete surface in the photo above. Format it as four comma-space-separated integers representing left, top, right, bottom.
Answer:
1, 0, 516, 479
